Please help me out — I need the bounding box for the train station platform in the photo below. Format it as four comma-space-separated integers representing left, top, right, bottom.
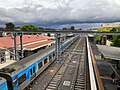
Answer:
90, 42, 120, 90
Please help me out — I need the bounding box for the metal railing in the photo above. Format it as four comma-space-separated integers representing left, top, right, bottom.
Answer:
86, 36, 97, 90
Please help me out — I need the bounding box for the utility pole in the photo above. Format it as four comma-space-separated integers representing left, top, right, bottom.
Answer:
13, 33, 17, 60
55, 33, 61, 61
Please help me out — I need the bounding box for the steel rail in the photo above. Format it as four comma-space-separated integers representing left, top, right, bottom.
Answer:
30, 37, 79, 90
44, 38, 81, 90
72, 37, 86, 90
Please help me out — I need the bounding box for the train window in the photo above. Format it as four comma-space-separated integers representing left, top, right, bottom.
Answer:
33, 66, 35, 73
18, 73, 26, 86
38, 62, 43, 69
44, 58, 47, 65
30, 67, 35, 75
53, 53, 55, 57
30, 69, 32, 75
49, 55, 52, 60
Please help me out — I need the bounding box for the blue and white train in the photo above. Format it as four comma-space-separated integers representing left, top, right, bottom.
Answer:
0, 36, 78, 90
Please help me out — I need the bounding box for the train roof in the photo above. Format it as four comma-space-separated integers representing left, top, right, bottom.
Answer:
0, 36, 76, 77
0, 46, 55, 76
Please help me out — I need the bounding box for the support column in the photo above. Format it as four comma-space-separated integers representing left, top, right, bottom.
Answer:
58, 34, 61, 58
20, 32, 24, 59
117, 60, 119, 69
55, 33, 61, 61
100, 35, 107, 45
64, 34, 66, 42
13, 33, 17, 60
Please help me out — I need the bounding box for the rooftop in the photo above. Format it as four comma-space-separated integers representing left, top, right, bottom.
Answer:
97, 45, 120, 60
0, 34, 54, 50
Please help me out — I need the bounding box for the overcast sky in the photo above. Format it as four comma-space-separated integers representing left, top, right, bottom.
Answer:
0, 0, 120, 28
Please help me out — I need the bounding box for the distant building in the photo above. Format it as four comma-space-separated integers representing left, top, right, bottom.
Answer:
0, 34, 55, 63
101, 23, 120, 28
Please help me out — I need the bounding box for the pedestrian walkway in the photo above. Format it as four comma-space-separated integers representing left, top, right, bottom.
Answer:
90, 42, 119, 90
97, 45, 120, 60
0, 60, 16, 69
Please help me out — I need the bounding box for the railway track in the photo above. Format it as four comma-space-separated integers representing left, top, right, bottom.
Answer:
44, 38, 82, 90
30, 36, 88, 90
44, 37, 87, 90
73, 55, 86, 90
30, 37, 80, 90
70, 37, 86, 90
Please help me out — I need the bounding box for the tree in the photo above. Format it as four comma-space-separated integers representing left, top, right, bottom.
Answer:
107, 28, 116, 40
0, 27, 4, 37
97, 27, 112, 32
5, 22, 15, 30
20, 24, 39, 31
109, 28, 120, 47
62, 28, 67, 30
112, 35, 120, 47
95, 27, 120, 45
94, 34, 101, 44
70, 26, 75, 30
38, 27, 44, 31
47, 33, 51, 37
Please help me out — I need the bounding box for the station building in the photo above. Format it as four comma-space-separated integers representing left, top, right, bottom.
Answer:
101, 22, 120, 28
0, 34, 55, 63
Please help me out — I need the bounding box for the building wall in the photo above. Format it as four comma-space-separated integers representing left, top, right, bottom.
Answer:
5, 51, 10, 60
106, 40, 112, 46
101, 23, 120, 28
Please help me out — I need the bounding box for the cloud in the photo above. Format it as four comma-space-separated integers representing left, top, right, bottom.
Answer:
0, 0, 120, 28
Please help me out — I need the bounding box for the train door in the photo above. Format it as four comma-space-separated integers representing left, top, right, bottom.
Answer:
49, 55, 52, 62
29, 65, 36, 81
36, 63, 38, 73
30, 67, 35, 76
44, 58, 48, 65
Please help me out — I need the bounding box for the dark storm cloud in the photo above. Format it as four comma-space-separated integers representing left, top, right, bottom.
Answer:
0, 0, 120, 27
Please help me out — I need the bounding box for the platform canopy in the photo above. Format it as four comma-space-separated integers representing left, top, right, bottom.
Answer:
97, 45, 120, 60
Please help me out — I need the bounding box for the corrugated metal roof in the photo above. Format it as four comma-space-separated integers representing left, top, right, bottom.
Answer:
0, 34, 52, 49
23, 40, 55, 50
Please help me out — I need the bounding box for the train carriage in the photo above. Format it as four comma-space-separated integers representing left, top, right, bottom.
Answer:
0, 36, 78, 90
